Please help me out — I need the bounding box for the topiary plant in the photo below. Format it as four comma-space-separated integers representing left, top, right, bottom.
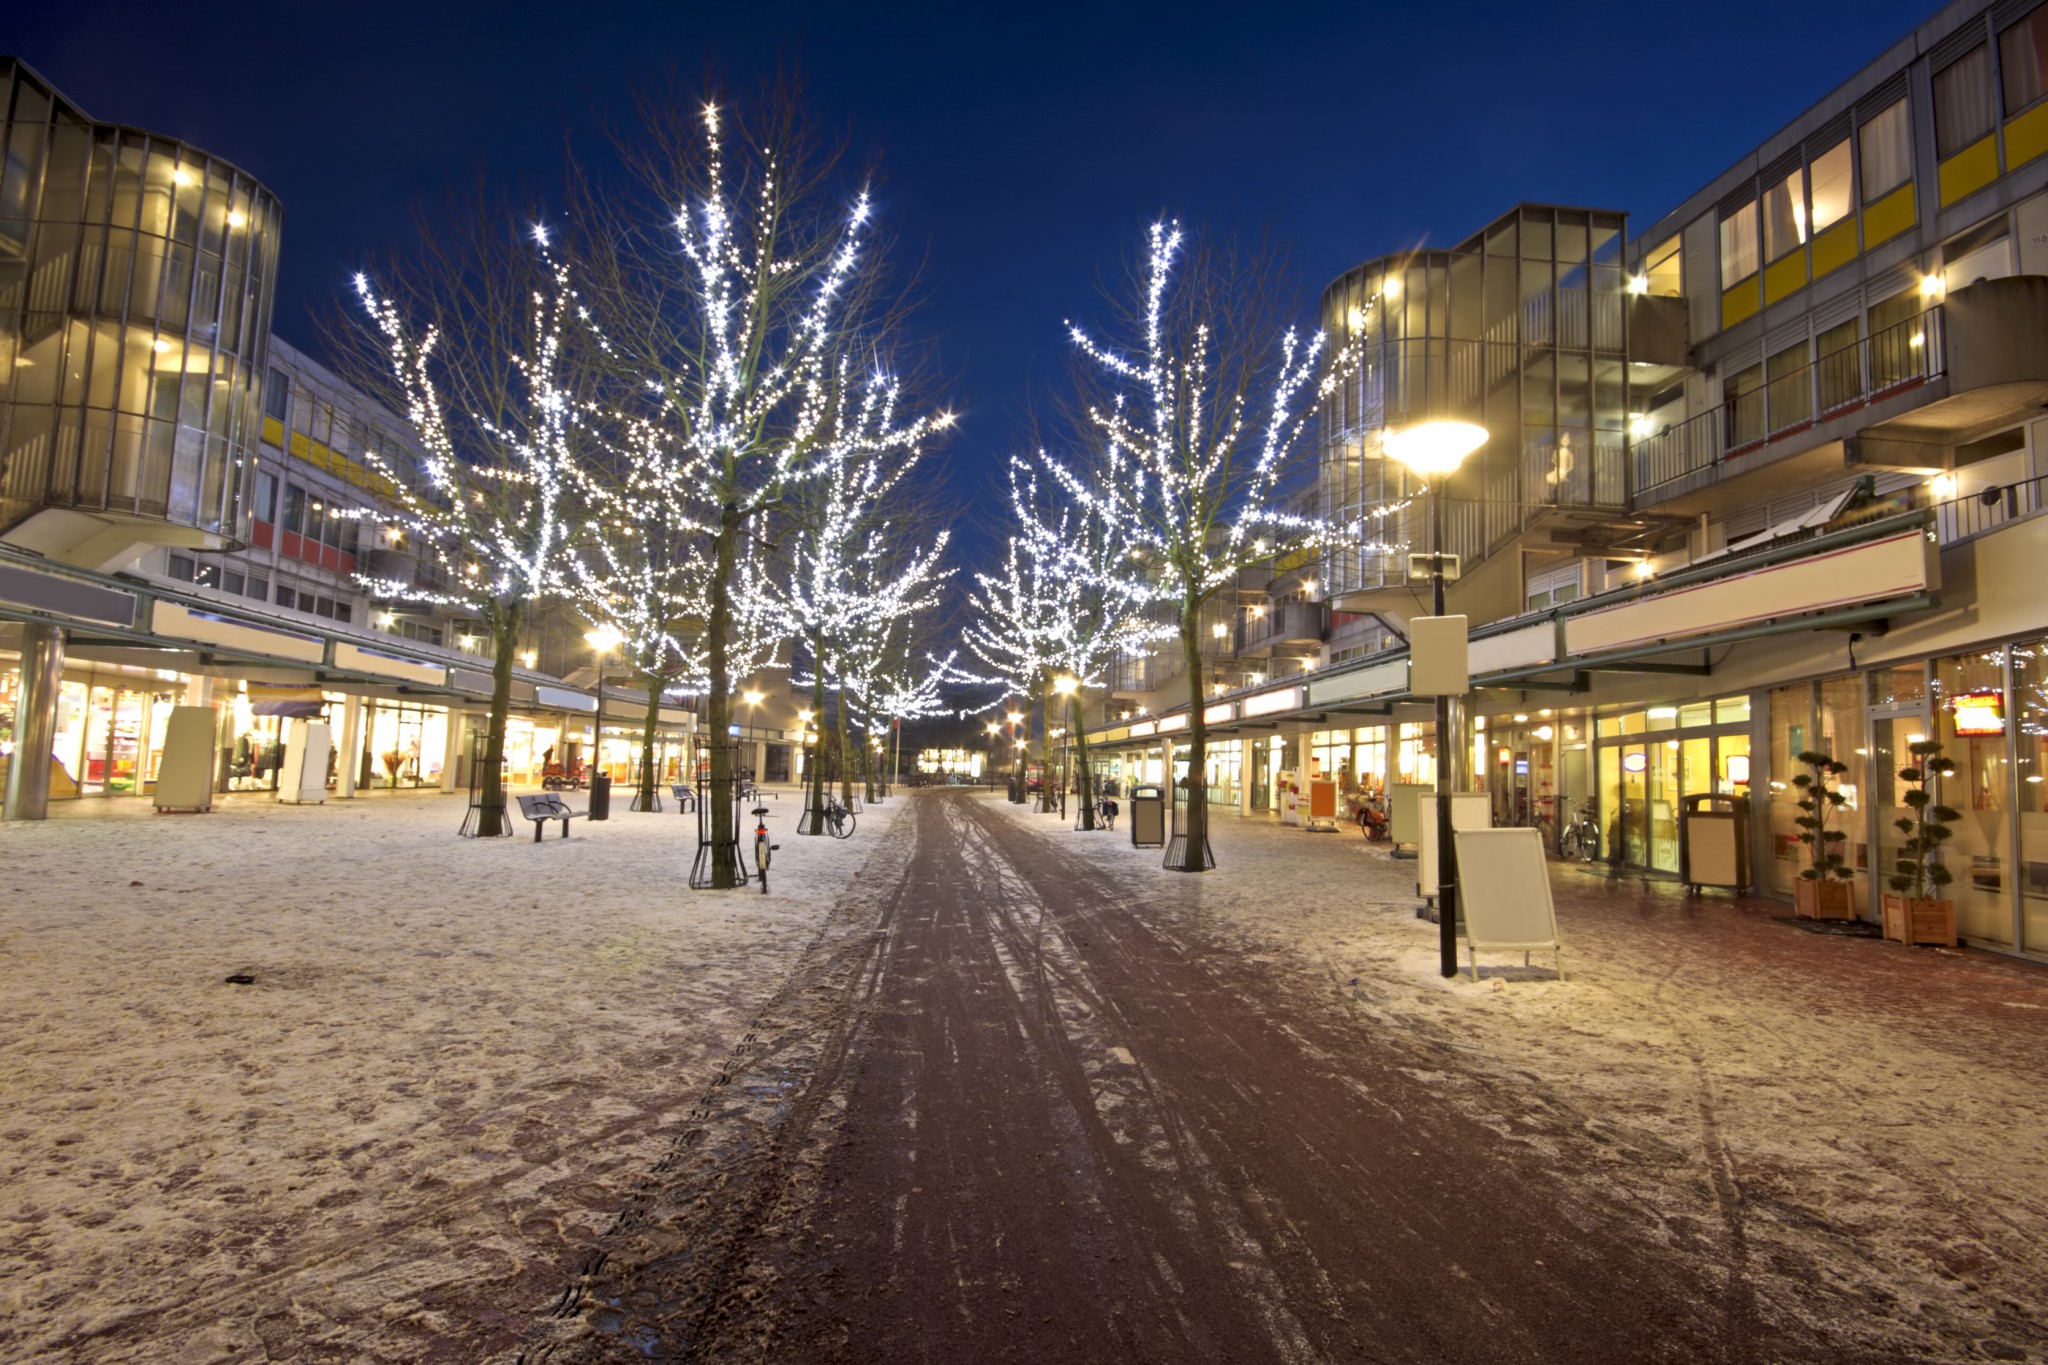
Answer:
1791, 750, 1853, 883
1888, 739, 1960, 901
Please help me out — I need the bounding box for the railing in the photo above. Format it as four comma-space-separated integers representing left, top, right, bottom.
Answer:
1932, 473, 2048, 546
1636, 310, 1945, 498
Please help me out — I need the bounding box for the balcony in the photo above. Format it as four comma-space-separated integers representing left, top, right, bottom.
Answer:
1239, 600, 1323, 657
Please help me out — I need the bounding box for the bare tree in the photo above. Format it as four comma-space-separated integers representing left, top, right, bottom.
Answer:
1063, 222, 1363, 870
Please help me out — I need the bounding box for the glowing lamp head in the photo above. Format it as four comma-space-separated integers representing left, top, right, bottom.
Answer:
1212, 622, 1230, 639
742, 690, 765, 707
1383, 421, 1488, 478
986, 722, 1000, 735
798, 708, 813, 724
1005, 711, 1022, 725
583, 626, 625, 652
519, 649, 537, 668
1053, 675, 1079, 696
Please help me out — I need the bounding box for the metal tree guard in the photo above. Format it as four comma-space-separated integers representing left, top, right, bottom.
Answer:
688, 743, 751, 890
458, 731, 511, 838
1164, 774, 1215, 870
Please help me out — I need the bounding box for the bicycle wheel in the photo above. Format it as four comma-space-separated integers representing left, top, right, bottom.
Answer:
1583, 824, 1601, 862
755, 831, 771, 873
831, 810, 856, 840
1559, 827, 1581, 861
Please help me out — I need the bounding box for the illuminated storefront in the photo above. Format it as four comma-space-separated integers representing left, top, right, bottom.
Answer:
1595, 696, 1752, 873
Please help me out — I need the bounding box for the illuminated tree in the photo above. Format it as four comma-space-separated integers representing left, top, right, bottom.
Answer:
1064, 221, 1364, 869
348, 225, 592, 837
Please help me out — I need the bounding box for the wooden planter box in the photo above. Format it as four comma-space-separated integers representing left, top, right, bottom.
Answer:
1881, 894, 1957, 947
1794, 877, 1856, 920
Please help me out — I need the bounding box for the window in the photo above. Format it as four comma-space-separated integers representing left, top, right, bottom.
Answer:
1726, 363, 1765, 445
1934, 45, 1996, 159
2003, 7, 2048, 115
334, 603, 352, 624
1763, 168, 1806, 259
262, 366, 288, 422
194, 562, 221, 590
252, 469, 277, 523
223, 569, 244, 596
166, 552, 195, 581
276, 581, 296, 607
1808, 140, 1853, 233
299, 591, 317, 613
1719, 201, 1759, 287
1643, 235, 1681, 297
1860, 100, 1913, 199
283, 482, 306, 535
246, 573, 268, 601
1768, 344, 1811, 431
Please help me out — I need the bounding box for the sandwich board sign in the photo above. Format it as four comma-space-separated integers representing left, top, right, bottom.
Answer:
1450, 827, 1564, 982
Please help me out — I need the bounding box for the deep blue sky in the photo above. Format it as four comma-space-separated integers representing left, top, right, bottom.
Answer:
10, 0, 1938, 515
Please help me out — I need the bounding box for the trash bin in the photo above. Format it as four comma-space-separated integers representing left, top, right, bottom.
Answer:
1678, 792, 1748, 894
1130, 784, 1166, 848
588, 772, 613, 822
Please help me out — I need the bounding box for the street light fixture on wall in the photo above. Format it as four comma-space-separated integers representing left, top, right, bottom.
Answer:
1383, 419, 1488, 979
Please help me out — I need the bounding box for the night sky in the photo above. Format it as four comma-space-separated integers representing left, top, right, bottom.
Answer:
10, 0, 1938, 520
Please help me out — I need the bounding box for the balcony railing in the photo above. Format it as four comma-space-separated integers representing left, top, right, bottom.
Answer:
1932, 472, 2048, 546
1636, 309, 1944, 498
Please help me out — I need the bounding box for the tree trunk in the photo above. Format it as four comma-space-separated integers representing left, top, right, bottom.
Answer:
803, 659, 827, 835
835, 698, 854, 805
1170, 606, 1210, 871
705, 503, 740, 887
1072, 691, 1096, 830
860, 730, 875, 803
480, 600, 523, 838
637, 670, 662, 811
1037, 685, 1055, 813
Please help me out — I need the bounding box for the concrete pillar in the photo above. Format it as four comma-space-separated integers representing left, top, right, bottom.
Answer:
441, 709, 465, 794
4, 624, 68, 822
337, 695, 363, 798
183, 673, 214, 708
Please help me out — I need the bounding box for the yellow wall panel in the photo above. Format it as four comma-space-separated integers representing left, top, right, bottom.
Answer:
2006, 101, 2048, 172
1721, 277, 1761, 330
261, 415, 284, 448
1763, 251, 1809, 305
1863, 183, 1917, 250
1810, 217, 1858, 280
1938, 135, 1999, 207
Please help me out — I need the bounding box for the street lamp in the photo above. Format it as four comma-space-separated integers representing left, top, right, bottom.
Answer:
1005, 707, 1025, 803
1384, 418, 1489, 978
985, 720, 1000, 789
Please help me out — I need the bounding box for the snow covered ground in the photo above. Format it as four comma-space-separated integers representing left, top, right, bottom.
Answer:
985, 791, 2048, 1362
0, 783, 903, 1363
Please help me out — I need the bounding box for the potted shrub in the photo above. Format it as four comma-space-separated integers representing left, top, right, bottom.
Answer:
1791, 750, 1856, 919
1882, 739, 1960, 946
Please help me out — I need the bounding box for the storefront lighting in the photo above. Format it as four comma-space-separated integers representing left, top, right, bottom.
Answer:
1727, 754, 1751, 784
2029, 774, 2044, 784
1539, 708, 1553, 717
1633, 560, 1655, 580
1930, 473, 1956, 499
1626, 273, 1649, 295
1648, 705, 1679, 720
1497, 747, 1511, 764
1920, 273, 1945, 301
1623, 752, 1648, 773
1907, 733, 1927, 745
1533, 725, 1553, 740
1513, 713, 1529, 723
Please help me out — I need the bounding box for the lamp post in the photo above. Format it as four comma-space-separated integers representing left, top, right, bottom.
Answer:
1053, 674, 1084, 827
742, 688, 764, 788
583, 625, 624, 791
1005, 706, 1025, 804
985, 720, 1000, 791
1384, 419, 1488, 979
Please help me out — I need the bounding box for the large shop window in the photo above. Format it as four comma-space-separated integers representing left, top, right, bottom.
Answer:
1934, 45, 1997, 159
2011, 639, 2048, 952
1934, 649, 2011, 946
1860, 100, 1913, 200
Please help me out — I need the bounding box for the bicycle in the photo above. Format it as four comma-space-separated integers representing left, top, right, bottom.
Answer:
1557, 803, 1601, 862
751, 804, 779, 894
822, 795, 857, 840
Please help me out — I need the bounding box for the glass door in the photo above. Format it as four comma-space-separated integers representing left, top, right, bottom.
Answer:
1648, 739, 1680, 871
1621, 743, 1648, 864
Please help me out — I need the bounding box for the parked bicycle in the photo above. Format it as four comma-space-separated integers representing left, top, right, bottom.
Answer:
1557, 802, 1601, 862
751, 804, 779, 894
822, 794, 857, 840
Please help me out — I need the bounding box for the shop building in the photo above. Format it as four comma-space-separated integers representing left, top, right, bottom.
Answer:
1086, 0, 2048, 961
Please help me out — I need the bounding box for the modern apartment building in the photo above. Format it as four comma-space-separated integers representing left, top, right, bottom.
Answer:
1089, 0, 2048, 960
0, 58, 801, 818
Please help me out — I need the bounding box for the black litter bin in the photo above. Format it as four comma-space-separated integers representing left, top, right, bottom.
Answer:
588, 772, 613, 821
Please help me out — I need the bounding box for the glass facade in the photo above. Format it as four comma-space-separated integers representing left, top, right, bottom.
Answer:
1318, 206, 1630, 595
0, 60, 280, 539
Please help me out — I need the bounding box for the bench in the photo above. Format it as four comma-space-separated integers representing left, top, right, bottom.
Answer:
516, 793, 585, 842
670, 784, 698, 813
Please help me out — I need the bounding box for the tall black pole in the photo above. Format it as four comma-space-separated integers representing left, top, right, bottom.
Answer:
1435, 475, 1460, 978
